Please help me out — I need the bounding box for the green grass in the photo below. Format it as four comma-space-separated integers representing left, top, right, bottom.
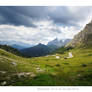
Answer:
0, 47, 92, 86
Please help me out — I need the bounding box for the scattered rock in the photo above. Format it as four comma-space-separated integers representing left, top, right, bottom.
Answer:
18, 72, 25, 78
67, 52, 74, 58
77, 74, 81, 77
11, 62, 17, 66
26, 72, 31, 75
36, 67, 44, 72
17, 72, 36, 78
0, 71, 6, 74
64, 52, 74, 59
56, 56, 60, 59
36, 67, 40, 70
25, 72, 36, 78
30, 73, 36, 78
38, 69, 44, 72
1, 81, 7, 86
45, 55, 49, 57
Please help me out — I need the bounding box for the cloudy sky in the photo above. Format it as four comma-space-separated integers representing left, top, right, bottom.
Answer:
0, 6, 92, 45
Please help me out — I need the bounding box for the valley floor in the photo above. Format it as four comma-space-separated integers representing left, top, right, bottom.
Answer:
0, 48, 92, 86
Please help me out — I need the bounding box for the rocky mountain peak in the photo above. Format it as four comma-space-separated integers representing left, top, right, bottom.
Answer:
66, 21, 92, 47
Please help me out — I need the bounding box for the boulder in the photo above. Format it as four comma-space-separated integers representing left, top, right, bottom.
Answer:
11, 62, 17, 66
1, 81, 7, 86
56, 56, 60, 59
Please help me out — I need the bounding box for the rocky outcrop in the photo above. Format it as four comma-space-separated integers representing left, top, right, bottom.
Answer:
66, 21, 92, 47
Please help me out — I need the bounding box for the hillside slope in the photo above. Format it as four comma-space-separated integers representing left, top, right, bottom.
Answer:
0, 45, 23, 56
66, 21, 92, 47
21, 43, 50, 57
0, 47, 92, 86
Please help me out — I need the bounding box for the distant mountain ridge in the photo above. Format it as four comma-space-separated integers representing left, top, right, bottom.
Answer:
47, 38, 71, 47
0, 40, 34, 50
20, 38, 71, 57
20, 43, 50, 57
0, 44, 23, 56
66, 21, 92, 47
47, 38, 71, 51
11, 44, 26, 50
0, 38, 71, 57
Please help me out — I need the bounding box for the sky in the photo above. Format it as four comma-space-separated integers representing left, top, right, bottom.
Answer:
0, 6, 92, 45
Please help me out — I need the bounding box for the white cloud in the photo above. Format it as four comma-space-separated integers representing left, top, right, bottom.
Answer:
0, 22, 83, 45
0, 6, 92, 45
0, 22, 59, 44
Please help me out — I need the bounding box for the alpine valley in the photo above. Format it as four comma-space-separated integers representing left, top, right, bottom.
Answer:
0, 20, 92, 86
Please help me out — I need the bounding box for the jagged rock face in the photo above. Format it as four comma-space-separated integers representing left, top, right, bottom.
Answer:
47, 38, 62, 47
47, 38, 71, 48
66, 21, 92, 47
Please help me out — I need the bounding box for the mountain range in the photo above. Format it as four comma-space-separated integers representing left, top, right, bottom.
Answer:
20, 38, 71, 57
0, 38, 71, 57
47, 38, 71, 51
20, 43, 50, 57
0, 40, 34, 50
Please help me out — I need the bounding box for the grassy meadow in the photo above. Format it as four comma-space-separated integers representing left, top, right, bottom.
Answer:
0, 47, 92, 86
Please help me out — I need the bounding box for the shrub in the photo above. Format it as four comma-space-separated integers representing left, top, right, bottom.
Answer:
55, 64, 60, 67
81, 64, 87, 67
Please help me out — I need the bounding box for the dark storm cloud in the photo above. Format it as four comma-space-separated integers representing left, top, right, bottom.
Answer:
0, 6, 92, 27
48, 6, 92, 26
0, 6, 43, 27
0, 6, 53, 27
